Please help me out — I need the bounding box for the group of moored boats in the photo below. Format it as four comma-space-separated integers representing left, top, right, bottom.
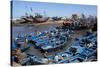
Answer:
12, 27, 74, 52
11, 25, 97, 66
12, 32, 97, 65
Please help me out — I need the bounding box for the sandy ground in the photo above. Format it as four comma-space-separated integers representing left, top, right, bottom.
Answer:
12, 20, 64, 27
34, 20, 64, 26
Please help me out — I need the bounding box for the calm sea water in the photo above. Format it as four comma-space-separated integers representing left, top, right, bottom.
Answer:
12, 22, 58, 38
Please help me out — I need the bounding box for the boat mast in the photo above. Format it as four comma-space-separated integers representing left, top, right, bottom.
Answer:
30, 7, 32, 16
25, 6, 28, 17
43, 11, 47, 17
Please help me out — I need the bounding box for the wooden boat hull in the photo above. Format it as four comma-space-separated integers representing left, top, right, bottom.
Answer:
33, 17, 49, 23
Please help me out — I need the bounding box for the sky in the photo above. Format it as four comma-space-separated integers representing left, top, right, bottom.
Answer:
11, 1, 97, 19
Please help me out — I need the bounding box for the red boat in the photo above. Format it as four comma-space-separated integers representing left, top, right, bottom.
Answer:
63, 20, 73, 26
